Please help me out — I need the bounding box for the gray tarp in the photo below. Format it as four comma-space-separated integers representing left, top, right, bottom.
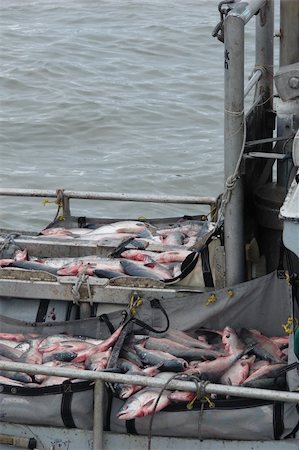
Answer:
0, 271, 298, 438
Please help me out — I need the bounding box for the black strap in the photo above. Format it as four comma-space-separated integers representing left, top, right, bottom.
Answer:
104, 386, 113, 432
107, 298, 170, 368
35, 300, 50, 323
61, 382, 76, 428
180, 251, 200, 277
284, 404, 299, 439
273, 401, 284, 440
65, 302, 74, 321
130, 299, 170, 334
77, 216, 87, 228
201, 245, 214, 288
126, 419, 138, 434
277, 239, 285, 273
100, 314, 116, 334
109, 237, 136, 258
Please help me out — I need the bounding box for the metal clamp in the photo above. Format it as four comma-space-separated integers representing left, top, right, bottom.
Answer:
212, 0, 236, 42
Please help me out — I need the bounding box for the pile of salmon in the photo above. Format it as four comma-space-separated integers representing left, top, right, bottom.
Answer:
0, 220, 213, 281
0, 325, 289, 420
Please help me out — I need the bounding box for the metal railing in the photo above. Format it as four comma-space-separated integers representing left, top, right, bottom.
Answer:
0, 360, 298, 450
0, 188, 217, 221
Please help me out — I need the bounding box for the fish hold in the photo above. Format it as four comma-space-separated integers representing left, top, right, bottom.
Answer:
94, 269, 129, 279
0, 235, 24, 260
119, 346, 143, 368
222, 326, 245, 354
242, 376, 286, 389
85, 350, 111, 371
114, 366, 160, 400
187, 350, 244, 382
120, 260, 161, 280
42, 351, 77, 363
195, 328, 223, 346
242, 363, 286, 385
0, 375, 25, 386
116, 358, 143, 373
85, 221, 155, 236
38, 334, 90, 352
73, 325, 124, 363
120, 249, 158, 263
0, 369, 32, 384
220, 355, 255, 386
0, 355, 32, 383
239, 328, 285, 363
168, 390, 195, 403
10, 260, 58, 275
117, 387, 171, 420
135, 345, 188, 372
0, 332, 38, 343
144, 337, 220, 361
163, 329, 213, 350
0, 343, 23, 361
159, 231, 186, 246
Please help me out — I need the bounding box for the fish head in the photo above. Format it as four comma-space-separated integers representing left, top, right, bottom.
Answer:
241, 354, 256, 366
57, 261, 84, 276
116, 396, 142, 420
15, 248, 28, 261
222, 327, 244, 354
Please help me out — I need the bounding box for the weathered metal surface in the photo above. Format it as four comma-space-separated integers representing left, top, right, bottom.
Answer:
230, 0, 266, 24
223, 14, 245, 285
0, 274, 195, 303
1, 424, 297, 450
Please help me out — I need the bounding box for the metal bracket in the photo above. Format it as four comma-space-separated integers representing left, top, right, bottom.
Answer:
212, 0, 236, 42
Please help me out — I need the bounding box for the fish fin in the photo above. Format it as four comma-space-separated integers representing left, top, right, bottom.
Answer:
109, 237, 135, 258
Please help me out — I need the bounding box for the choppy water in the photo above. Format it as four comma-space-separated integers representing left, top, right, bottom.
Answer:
0, 1, 260, 230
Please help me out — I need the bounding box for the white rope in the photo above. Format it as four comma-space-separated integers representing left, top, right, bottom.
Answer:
71, 265, 92, 305
216, 118, 247, 227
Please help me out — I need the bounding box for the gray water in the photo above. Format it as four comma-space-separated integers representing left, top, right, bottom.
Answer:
0, 0, 260, 231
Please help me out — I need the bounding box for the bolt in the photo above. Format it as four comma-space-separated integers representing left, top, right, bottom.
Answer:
288, 77, 299, 89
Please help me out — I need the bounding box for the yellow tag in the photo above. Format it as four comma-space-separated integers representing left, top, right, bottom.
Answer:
206, 293, 217, 306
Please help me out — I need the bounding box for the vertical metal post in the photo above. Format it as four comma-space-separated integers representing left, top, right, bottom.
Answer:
277, 0, 299, 187
280, 0, 299, 67
224, 14, 245, 285
93, 380, 104, 450
255, 0, 274, 113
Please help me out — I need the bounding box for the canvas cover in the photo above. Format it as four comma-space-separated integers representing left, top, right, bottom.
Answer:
0, 380, 94, 429
0, 296, 79, 323
0, 271, 298, 438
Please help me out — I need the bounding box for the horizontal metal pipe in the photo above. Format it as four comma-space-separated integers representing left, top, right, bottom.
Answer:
0, 360, 298, 404
0, 188, 216, 206
244, 69, 263, 98
229, 0, 266, 24
245, 93, 263, 118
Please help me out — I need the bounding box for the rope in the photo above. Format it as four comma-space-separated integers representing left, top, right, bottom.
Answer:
147, 375, 212, 450
71, 265, 92, 305
215, 115, 247, 227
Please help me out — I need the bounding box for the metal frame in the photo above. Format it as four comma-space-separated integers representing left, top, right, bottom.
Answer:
223, 0, 273, 285
0, 188, 217, 222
